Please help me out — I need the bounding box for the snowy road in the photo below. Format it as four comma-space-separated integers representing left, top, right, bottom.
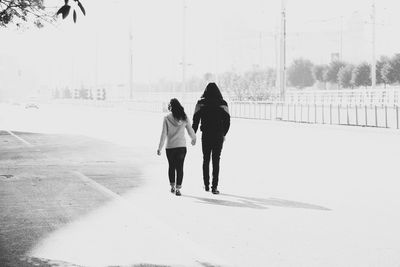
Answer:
1, 102, 399, 267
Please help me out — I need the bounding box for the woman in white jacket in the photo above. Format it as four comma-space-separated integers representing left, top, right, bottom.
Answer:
157, 98, 196, 196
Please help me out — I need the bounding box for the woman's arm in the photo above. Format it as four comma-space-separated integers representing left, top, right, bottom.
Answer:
157, 117, 168, 154
186, 119, 197, 145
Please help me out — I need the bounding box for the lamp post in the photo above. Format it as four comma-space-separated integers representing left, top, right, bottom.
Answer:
129, 16, 134, 99
371, 0, 376, 89
279, 0, 287, 102
182, 0, 187, 95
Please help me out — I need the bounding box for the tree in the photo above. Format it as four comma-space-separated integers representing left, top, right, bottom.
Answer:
220, 71, 247, 100
265, 68, 276, 87
0, 0, 85, 28
287, 58, 314, 89
381, 62, 396, 85
375, 56, 390, 85
323, 60, 346, 85
312, 65, 327, 82
0, 0, 48, 27
338, 64, 354, 89
312, 64, 328, 89
243, 69, 270, 100
389, 53, 400, 83
351, 62, 371, 88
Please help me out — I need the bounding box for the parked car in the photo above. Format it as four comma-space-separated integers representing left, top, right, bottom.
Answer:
25, 103, 39, 109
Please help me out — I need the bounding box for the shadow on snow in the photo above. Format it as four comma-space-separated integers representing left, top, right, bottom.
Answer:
183, 193, 331, 211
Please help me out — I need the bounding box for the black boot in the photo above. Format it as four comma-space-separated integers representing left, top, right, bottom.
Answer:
211, 187, 219, 194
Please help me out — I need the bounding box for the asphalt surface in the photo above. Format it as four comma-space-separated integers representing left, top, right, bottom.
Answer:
0, 130, 147, 267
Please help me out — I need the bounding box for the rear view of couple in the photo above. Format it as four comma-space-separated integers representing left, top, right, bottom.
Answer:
157, 83, 231, 196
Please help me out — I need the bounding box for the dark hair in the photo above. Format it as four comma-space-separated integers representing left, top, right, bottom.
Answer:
168, 98, 187, 121
201, 82, 223, 100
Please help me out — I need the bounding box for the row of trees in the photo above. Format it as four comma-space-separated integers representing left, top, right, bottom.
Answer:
147, 67, 277, 101
287, 54, 400, 89
53, 53, 400, 102
151, 54, 400, 101
217, 68, 276, 100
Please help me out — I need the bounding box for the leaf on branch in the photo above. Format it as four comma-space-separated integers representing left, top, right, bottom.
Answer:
73, 10, 77, 23
34, 20, 44, 28
56, 5, 71, 19
77, 1, 86, 16
56, 7, 63, 16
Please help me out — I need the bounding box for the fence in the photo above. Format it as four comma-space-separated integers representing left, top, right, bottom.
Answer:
286, 88, 400, 106
55, 91, 400, 130
227, 102, 399, 130
122, 100, 399, 130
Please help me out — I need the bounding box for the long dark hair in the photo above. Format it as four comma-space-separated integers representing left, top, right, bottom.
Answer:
168, 98, 187, 121
201, 82, 223, 100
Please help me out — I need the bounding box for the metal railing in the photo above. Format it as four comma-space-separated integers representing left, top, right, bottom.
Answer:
227, 102, 399, 130
55, 96, 400, 130
151, 100, 399, 130
286, 88, 400, 106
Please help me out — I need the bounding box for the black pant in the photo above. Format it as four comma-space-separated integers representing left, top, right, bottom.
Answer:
166, 147, 187, 188
202, 133, 224, 189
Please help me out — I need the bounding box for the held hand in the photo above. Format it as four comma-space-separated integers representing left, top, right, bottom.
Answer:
191, 139, 196, 146
157, 149, 161, 156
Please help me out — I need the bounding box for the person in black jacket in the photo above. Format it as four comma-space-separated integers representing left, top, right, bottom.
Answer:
192, 82, 230, 194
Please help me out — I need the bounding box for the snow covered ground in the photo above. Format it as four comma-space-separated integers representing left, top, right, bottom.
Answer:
1, 102, 400, 266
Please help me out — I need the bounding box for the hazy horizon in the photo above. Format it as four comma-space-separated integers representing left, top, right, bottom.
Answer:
1, 0, 400, 99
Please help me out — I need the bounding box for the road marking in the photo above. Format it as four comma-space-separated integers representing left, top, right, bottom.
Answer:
72, 171, 120, 200
6, 130, 34, 147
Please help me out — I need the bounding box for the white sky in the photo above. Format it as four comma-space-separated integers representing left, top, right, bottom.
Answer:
1, 0, 400, 94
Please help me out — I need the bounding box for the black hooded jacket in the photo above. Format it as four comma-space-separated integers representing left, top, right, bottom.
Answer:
192, 98, 230, 136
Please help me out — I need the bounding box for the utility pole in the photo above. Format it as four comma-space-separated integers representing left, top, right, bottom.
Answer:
259, 32, 263, 69
340, 16, 343, 61
274, 26, 278, 88
95, 32, 98, 95
371, 0, 376, 89
129, 16, 134, 99
215, 26, 219, 84
182, 0, 187, 95
279, 0, 287, 102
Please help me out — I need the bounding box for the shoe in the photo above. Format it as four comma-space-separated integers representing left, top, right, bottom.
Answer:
204, 185, 210, 192
211, 188, 220, 194
175, 189, 181, 196
170, 187, 175, 193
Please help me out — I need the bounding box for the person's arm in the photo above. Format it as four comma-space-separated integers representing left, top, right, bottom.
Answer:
192, 102, 202, 133
221, 101, 231, 136
185, 119, 197, 145
157, 117, 168, 154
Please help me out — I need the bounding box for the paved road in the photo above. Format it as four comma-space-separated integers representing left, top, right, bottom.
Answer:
0, 130, 148, 266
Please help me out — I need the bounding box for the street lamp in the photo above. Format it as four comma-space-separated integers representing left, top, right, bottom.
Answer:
371, 0, 376, 89
182, 0, 187, 95
279, 0, 287, 102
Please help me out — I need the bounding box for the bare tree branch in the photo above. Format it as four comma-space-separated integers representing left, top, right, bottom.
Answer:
0, 0, 84, 28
